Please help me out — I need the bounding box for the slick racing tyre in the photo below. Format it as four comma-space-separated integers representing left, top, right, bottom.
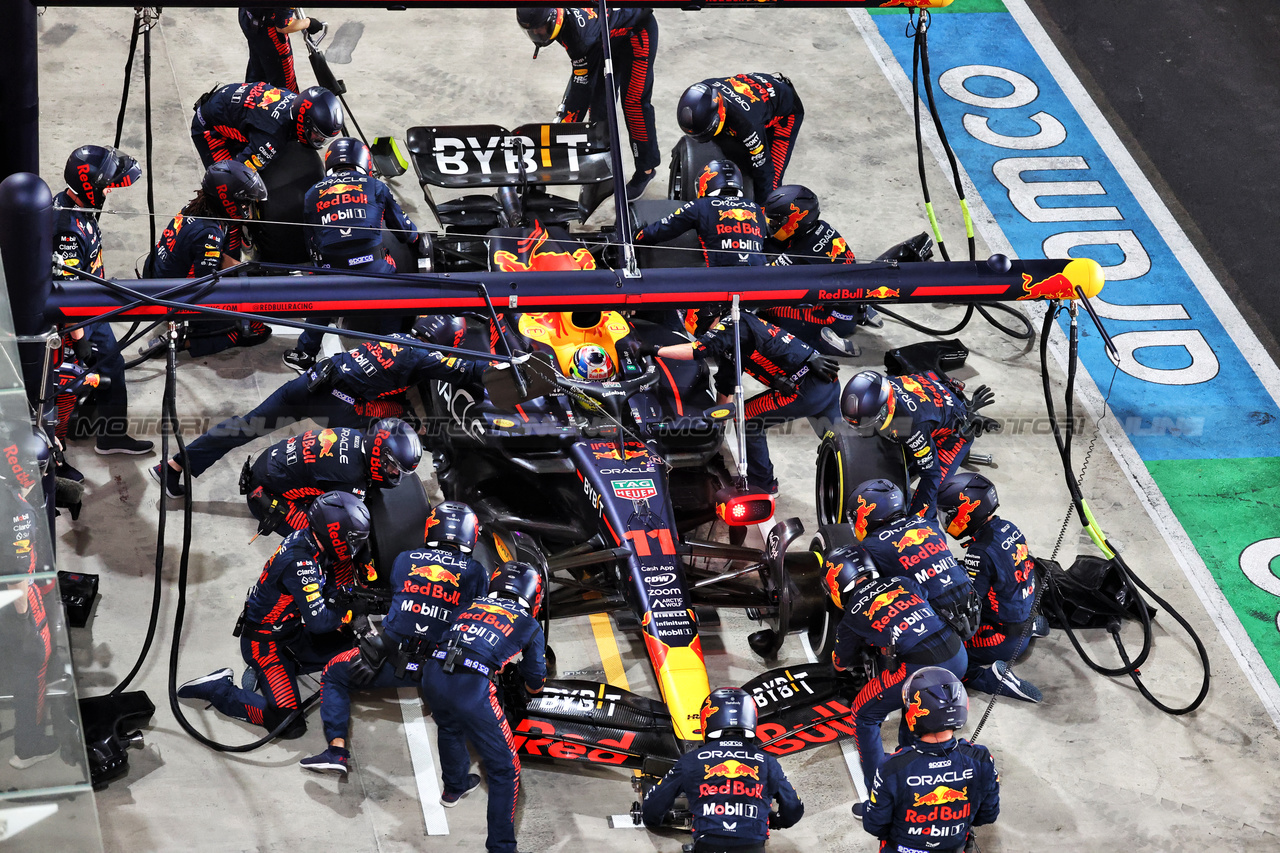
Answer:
667, 136, 754, 203
814, 424, 909, 526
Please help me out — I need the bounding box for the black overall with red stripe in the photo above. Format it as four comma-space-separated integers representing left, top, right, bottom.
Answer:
556, 6, 659, 172
190, 81, 302, 171
245, 427, 370, 532
238, 8, 299, 92
882, 372, 971, 520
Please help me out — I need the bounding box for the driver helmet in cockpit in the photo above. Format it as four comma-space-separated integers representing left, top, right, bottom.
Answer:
569, 344, 616, 382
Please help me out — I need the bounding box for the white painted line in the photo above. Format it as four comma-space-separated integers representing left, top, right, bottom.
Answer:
849, 6, 1280, 732
608, 814, 644, 829
799, 633, 868, 804
397, 687, 450, 836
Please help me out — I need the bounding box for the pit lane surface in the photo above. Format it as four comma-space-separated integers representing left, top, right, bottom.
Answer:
30, 5, 1280, 852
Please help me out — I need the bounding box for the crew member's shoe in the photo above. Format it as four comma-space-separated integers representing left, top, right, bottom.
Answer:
992, 660, 1042, 703
57, 460, 85, 483
851, 801, 866, 820
625, 169, 656, 201
747, 478, 780, 497
95, 435, 155, 456
9, 734, 59, 769
282, 349, 317, 374
177, 667, 234, 702
1031, 614, 1051, 639
859, 307, 885, 329
230, 322, 272, 349
149, 461, 186, 499
820, 327, 862, 357
440, 773, 482, 807
300, 745, 350, 776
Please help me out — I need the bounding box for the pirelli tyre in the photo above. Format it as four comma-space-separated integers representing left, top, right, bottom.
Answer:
668, 136, 755, 203
249, 140, 324, 264
814, 424, 910, 526
366, 471, 430, 588
805, 523, 863, 660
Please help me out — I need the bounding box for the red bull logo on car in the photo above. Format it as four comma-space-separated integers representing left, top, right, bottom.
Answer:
493, 222, 596, 272
866, 286, 900, 299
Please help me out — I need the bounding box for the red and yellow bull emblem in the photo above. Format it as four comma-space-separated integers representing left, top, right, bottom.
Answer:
474, 601, 518, 622
1016, 272, 1076, 301
703, 759, 759, 780
378, 341, 402, 355
321, 181, 364, 196
697, 168, 718, 198
947, 494, 981, 537
898, 375, 930, 402
718, 208, 757, 222
824, 559, 845, 607
854, 495, 877, 541
893, 527, 933, 552
424, 511, 440, 535
728, 77, 759, 102
825, 237, 849, 261
772, 203, 809, 242
1014, 542, 1029, 563
258, 88, 283, 108
913, 786, 968, 806
867, 587, 907, 619
316, 428, 338, 458
408, 563, 461, 586
866, 286, 900, 299
905, 690, 929, 730
493, 222, 596, 273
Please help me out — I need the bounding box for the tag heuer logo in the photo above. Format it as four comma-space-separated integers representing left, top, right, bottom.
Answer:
612, 478, 657, 500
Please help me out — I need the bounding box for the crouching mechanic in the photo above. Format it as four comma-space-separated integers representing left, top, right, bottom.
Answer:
842, 370, 998, 520
938, 474, 1043, 703
641, 687, 803, 852
177, 492, 368, 738
848, 479, 980, 642
240, 418, 421, 535
641, 306, 839, 495
301, 501, 488, 774
633, 160, 766, 267
863, 667, 1000, 853
421, 562, 546, 853
152, 320, 485, 498
825, 544, 966, 799
286, 137, 431, 372
190, 81, 343, 171
139, 161, 271, 359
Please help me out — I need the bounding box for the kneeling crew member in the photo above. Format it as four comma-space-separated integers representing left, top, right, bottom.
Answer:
642, 687, 803, 852
938, 474, 1042, 703
140, 161, 271, 359
190, 81, 343, 171
177, 492, 367, 738
643, 305, 839, 495
826, 544, 966, 795
634, 160, 766, 267
421, 562, 546, 853
152, 322, 485, 498
301, 501, 488, 775
677, 73, 803, 204
287, 137, 430, 371
843, 370, 996, 520
863, 667, 1000, 852
241, 418, 420, 534
849, 479, 980, 641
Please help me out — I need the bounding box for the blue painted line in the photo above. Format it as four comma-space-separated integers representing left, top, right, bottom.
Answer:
871, 10, 1280, 461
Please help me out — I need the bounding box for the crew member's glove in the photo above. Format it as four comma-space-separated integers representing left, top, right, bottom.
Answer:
968, 384, 995, 412
324, 582, 354, 614
805, 351, 840, 383
633, 341, 660, 358
72, 335, 95, 367
306, 17, 326, 35
960, 415, 1002, 440
767, 811, 783, 829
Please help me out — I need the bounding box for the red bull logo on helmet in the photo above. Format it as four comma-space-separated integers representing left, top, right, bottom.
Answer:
905, 690, 929, 731
893, 527, 934, 552
772, 203, 809, 242
697, 168, 718, 198
703, 759, 759, 781
948, 494, 981, 537
854, 495, 877, 540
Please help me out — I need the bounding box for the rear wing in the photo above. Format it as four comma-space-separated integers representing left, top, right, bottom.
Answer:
406, 122, 613, 189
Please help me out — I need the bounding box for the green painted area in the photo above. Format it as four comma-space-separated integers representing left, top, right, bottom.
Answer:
1147, 457, 1280, 678
867, 0, 1007, 15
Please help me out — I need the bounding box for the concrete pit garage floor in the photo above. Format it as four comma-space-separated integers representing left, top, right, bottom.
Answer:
30, 5, 1280, 852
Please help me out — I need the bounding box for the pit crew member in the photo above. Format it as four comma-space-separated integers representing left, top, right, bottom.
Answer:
52, 144, 153, 456
420, 561, 546, 852
284, 137, 429, 372
847, 479, 980, 641
517, 6, 659, 199
825, 543, 966, 796
138, 161, 271, 359
643, 307, 839, 495
238, 7, 325, 92
633, 159, 766, 267
938, 474, 1042, 703
642, 687, 803, 852
176, 492, 367, 738
151, 322, 485, 498
190, 81, 342, 171
758, 184, 881, 358
677, 73, 803, 204
842, 370, 998, 520
300, 501, 488, 774
240, 419, 420, 535
862, 667, 1000, 852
